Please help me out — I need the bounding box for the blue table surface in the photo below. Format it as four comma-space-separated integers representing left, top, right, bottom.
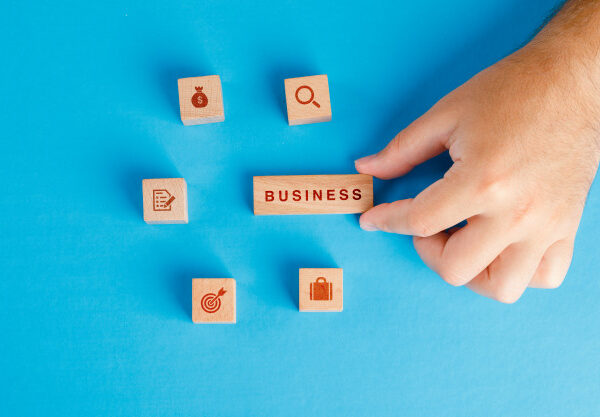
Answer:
1, 0, 599, 415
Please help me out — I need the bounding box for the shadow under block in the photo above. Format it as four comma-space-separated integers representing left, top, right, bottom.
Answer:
253, 174, 373, 215
299, 268, 343, 312
178, 75, 225, 125
284, 74, 331, 125
192, 278, 236, 324
142, 178, 188, 224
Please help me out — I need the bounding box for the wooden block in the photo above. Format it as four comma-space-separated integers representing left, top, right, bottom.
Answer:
253, 174, 373, 215
177, 75, 225, 125
192, 278, 236, 323
284, 75, 331, 125
142, 178, 188, 224
299, 268, 343, 312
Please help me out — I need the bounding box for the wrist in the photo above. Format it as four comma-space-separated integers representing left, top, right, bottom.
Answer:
499, 45, 600, 157
527, 2, 600, 134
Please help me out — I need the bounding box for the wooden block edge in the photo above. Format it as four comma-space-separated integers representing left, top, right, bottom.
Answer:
288, 114, 332, 126
181, 114, 225, 126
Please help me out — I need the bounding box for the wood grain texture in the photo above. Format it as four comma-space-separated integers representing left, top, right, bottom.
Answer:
299, 268, 343, 312
178, 75, 225, 125
142, 178, 188, 224
192, 278, 236, 324
253, 174, 373, 215
284, 75, 331, 125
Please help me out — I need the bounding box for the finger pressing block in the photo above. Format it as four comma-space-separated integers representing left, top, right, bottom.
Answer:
253, 174, 373, 215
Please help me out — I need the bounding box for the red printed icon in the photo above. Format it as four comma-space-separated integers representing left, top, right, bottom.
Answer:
152, 189, 175, 211
191, 86, 208, 108
295, 85, 320, 108
201, 287, 227, 313
310, 277, 332, 301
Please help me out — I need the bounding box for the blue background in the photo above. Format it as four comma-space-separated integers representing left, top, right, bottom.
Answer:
1, 0, 599, 415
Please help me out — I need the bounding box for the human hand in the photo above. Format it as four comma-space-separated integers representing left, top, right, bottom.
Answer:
355, 4, 600, 303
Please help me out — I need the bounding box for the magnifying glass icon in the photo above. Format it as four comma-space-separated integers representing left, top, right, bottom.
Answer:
295, 85, 320, 108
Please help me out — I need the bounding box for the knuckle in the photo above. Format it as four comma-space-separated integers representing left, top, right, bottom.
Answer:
378, 222, 393, 233
406, 209, 434, 237
476, 171, 540, 229
386, 134, 406, 156
541, 273, 566, 289
494, 293, 520, 304
368, 204, 392, 232
492, 282, 524, 304
438, 263, 470, 287
478, 172, 512, 205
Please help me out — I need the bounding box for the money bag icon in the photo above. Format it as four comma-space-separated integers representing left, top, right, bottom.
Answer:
191, 86, 208, 108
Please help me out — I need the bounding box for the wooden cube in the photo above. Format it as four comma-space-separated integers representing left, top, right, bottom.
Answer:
253, 174, 373, 215
299, 268, 343, 312
177, 75, 225, 125
284, 75, 332, 125
192, 278, 236, 323
142, 178, 188, 224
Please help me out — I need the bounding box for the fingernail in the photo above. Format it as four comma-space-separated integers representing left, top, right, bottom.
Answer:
360, 222, 379, 232
355, 154, 377, 168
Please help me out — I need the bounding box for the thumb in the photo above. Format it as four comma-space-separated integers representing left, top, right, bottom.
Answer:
355, 103, 458, 180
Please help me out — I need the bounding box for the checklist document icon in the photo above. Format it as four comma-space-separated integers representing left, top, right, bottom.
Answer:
152, 189, 175, 211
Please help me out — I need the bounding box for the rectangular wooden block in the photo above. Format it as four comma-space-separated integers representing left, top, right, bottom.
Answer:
284, 75, 331, 125
299, 268, 343, 312
142, 178, 188, 224
178, 75, 225, 125
192, 278, 236, 323
253, 174, 373, 215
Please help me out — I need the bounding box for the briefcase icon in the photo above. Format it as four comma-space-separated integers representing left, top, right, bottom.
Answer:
310, 277, 332, 301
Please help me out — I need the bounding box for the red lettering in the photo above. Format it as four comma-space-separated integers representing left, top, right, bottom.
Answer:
268, 188, 361, 202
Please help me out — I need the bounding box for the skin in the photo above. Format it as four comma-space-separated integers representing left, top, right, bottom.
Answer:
355, 0, 600, 303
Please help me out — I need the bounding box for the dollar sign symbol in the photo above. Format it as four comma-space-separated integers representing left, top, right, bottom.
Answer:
191, 86, 208, 108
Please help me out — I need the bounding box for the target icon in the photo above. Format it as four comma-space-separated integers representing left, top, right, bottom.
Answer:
201, 287, 227, 314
